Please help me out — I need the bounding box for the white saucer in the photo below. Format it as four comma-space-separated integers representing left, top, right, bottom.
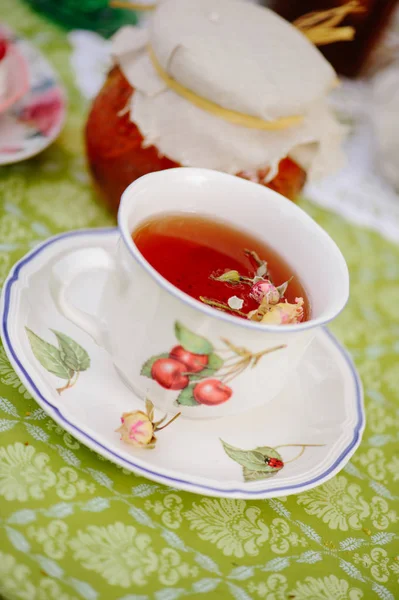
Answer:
0, 26, 66, 165
0, 229, 364, 499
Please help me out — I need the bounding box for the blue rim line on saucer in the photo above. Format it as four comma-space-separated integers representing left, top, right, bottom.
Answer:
1, 228, 365, 497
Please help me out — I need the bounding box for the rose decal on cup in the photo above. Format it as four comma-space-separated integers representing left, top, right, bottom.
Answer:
140, 321, 286, 407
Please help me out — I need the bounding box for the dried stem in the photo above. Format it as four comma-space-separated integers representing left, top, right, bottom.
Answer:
244, 248, 263, 267
156, 411, 181, 431
222, 360, 251, 385
221, 355, 244, 366
218, 344, 286, 382
252, 344, 286, 366
275, 443, 325, 464
153, 415, 167, 428
276, 443, 325, 449
56, 379, 71, 395
56, 371, 79, 395
218, 357, 248, 377
221, 338, 251, 357
210, 274, 252, 287
276, 443, 325, 450
199, 297, 247, 317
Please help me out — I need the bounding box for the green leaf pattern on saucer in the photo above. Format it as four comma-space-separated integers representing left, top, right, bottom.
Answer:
25, 328, 90, 394
221, 440, 325, 482
221, 439, 285, 482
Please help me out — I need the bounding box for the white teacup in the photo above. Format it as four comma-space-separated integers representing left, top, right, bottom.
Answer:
51, 168, 349, 419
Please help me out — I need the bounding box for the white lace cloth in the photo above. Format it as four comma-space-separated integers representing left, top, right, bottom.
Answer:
68, 30, 399, 244
68, 31, 112, 101
306, 80, 399, 244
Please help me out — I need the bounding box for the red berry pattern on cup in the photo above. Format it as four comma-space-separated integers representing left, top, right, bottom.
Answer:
169, 345, 209, 373
141, 321, 286, 407
150, 357, 189, 390
193, 379, 233, 405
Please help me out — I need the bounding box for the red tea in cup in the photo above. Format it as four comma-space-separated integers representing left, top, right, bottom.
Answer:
133, 213, 309, 323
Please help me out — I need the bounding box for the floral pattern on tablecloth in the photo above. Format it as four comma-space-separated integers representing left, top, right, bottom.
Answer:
0, 1, 398, 599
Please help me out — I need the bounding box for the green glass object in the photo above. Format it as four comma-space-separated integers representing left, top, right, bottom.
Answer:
23, 0, 137, 37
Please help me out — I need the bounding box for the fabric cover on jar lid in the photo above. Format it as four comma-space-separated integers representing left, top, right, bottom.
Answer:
112, 0, 345, 181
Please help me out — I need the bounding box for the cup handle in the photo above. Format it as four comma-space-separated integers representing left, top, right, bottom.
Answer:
50, 247, 116, 347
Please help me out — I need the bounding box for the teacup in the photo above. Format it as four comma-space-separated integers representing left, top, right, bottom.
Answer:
51, 168, 349, 419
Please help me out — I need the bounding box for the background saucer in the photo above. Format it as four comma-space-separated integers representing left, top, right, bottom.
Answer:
0, 25, 66, 165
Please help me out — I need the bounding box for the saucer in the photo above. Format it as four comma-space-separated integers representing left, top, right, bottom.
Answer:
0, 228, 364, 499
0, 26, 66, 165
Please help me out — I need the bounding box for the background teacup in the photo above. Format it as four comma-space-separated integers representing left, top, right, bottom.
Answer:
51, 168, 349, 419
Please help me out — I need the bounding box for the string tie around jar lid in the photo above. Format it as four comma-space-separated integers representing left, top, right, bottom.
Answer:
110, 0, 362, 129
147, 45, 304, 131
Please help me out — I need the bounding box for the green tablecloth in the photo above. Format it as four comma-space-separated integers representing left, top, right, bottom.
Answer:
0, 2, 398, 598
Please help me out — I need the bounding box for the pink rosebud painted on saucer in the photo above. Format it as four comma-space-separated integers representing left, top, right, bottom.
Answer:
116, 399, 181, 449
117, 411, 154, 447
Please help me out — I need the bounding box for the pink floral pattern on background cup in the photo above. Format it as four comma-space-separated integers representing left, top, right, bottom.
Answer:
0, 25, 65, 165
0, 32, 29, 115
18, 88, 64, 136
